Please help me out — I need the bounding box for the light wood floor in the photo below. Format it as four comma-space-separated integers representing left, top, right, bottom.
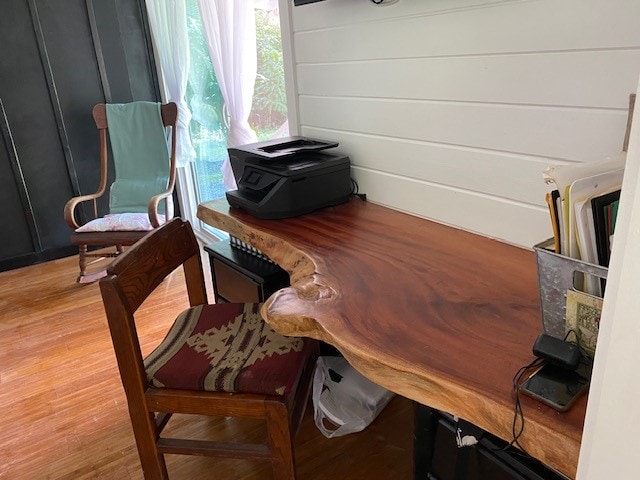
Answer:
0, 251, 413, 479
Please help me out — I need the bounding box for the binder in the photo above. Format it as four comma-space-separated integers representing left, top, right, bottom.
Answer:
591, 189, 621, 267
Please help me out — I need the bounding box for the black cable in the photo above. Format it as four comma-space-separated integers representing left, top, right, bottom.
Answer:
565, 328, 594, 361
508, 357, 545, 454
495, 333, 592, 461
370, 0, 385, 4
489, 357, 544, 457
563, 329, 574, 341
350, 178, 367, 201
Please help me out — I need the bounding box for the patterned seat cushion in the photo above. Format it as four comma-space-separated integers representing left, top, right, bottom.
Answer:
144, 303, 312, 397
75, 213, 166, 232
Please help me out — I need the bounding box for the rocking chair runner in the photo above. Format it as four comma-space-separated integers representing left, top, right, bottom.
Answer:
63, 101, 178, 283
99, 218, 318, 479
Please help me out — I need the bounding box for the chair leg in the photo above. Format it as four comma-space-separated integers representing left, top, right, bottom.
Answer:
265, 401, 296, 480
128, 409, 169, 480
77, 245, 88, 282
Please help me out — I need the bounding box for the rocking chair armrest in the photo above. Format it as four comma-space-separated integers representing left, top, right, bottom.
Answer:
64, 192, 105, 229
148, 189, 175, 228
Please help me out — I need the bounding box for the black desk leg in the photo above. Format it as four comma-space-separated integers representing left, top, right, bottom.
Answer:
414, 402, 439, 480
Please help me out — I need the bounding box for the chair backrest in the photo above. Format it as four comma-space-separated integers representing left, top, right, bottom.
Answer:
92, 102, 178, 215
99, 218, 207, 375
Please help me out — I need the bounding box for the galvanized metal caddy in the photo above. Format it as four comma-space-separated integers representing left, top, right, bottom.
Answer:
533, 239, 608, 339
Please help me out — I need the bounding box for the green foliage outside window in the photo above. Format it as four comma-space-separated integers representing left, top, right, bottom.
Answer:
252, 9, 288, 137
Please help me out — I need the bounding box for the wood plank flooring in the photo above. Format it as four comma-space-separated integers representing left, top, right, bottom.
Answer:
0, 251, 413, 479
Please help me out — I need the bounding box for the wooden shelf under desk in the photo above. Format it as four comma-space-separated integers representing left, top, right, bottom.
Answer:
197, 197, 585, 479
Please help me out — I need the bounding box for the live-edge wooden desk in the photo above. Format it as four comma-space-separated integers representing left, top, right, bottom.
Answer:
197, 198, 585, 479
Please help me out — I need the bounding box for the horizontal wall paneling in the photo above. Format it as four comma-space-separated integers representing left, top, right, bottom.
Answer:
299, 96, 627, 163
301, 126, 552, 206
297, 50, 640, 110
287, 0, 640, 246
293, 0, 640, 62
352, 167, 551, 247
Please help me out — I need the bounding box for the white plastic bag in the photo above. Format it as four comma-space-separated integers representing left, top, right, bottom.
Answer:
312, 356, 395, 438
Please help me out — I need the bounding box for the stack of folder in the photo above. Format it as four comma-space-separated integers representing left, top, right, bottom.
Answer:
543, 154, 625, 295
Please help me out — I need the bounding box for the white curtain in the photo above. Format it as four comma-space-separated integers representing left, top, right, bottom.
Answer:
198, 0, 258, 189
254, 0, 278, 9
145, 0, 196, 168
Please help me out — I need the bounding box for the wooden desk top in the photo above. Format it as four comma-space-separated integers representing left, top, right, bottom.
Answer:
198, 198, 585, 478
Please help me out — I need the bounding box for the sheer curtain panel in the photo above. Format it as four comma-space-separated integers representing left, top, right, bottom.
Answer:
145, 0, 196, 167
197, 0, 258, 189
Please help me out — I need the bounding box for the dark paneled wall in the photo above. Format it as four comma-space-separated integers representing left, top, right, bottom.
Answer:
0, 0, 159, 271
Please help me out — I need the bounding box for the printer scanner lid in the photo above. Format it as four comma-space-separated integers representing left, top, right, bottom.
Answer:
228, 136, 349, 178
232, 136, 338, 159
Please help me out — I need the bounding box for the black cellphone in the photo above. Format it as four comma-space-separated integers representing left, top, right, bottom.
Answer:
519, 361, 590, 412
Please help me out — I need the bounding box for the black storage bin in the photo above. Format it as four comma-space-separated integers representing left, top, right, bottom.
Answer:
204, 240, 289, 304
414, 405, 569, 480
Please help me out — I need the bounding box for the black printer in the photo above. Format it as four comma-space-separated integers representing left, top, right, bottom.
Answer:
225, 136, 352, 219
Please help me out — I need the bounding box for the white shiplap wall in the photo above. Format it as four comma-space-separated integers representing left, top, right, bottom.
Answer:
282, 0, 640, 248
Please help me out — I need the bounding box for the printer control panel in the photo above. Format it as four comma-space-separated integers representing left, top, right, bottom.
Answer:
239, 167, 280, 192
244, 170, 263, 186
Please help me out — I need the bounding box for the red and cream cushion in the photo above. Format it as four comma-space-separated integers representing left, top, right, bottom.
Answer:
144, 303, 312, 397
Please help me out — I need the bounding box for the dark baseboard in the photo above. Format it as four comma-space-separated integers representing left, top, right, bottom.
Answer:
0, 245, 79, 273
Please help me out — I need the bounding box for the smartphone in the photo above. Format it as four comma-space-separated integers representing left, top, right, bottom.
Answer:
520, 361, 590, 412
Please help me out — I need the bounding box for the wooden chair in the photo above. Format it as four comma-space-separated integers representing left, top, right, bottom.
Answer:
99, 218, 318, 479
64, 102, 178, 283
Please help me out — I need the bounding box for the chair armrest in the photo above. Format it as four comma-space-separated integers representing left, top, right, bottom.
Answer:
64, 193, 105, 229
148, 189, 175, 228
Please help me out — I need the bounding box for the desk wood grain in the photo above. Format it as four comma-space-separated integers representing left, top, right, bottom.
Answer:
198, 198, 585, 479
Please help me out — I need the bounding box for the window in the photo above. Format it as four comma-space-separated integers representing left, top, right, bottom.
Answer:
179, 0, 288, 241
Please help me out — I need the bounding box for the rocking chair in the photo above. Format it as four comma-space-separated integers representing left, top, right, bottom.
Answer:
63, 101, 177, 283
